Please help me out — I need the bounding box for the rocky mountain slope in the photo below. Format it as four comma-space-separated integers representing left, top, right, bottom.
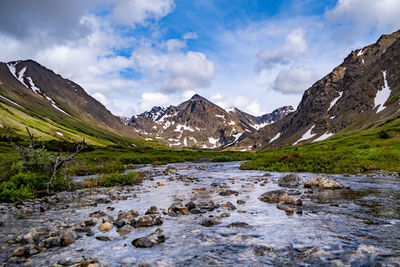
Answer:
128, 95, 293, 149
0, 60, 139, 145
238, 30, 400, 150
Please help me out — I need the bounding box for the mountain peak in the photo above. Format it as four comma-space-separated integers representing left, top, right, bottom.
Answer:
189, 94, 206, 101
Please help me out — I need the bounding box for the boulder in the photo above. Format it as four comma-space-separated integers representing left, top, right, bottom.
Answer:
98, 222, 113, 232
198, 218, 221, 227
60, 230, 77, 246
168, 202, 189, 215
223, 202, 236, 210
145, 206, 160, 215
278, 174, 302, 188
219, 189, 239, 196
132, 228, 165, 248
258, 190, 286, 203
129, 215, 163, 228
304, 175, 347, 189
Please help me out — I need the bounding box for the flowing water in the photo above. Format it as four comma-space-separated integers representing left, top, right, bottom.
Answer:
1, 161, 400, 266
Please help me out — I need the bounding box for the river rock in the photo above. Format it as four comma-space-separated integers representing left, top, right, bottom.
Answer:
89, 210, 107, 217
41, 236, 61, 248
132, 228, 165, 248
236, 200, 246, 205
96, 235, 111, 241
185, 201, 196, 211
83, 219, 98, 227
277, 203, 295, 214
168, 202, 189, 215
219, 189, 239, 196
198, 218, 221, 227
129, 214, 163, 228
12, 246, 27, 257
226, 222, 251, 228
224, 202, 236, 210
197, 201, 220, 212
304, 175, 348, 189
145, 206, 160, 215
98, 222, 113, 232
60, 230, 77, 246
258, 190, 286, 203
278, 174, 302, 188
253, 245, 273, 256
117, 225, 133, 236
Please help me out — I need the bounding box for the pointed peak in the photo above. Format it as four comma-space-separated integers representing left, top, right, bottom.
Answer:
190, 94, 205, 100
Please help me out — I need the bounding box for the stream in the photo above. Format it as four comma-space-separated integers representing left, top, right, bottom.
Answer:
0, 161, 399, 266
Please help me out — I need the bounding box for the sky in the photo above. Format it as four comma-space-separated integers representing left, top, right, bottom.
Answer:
1, 0, 400, 117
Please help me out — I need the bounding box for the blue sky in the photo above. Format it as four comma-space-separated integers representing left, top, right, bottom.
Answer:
1, 0, 400, 116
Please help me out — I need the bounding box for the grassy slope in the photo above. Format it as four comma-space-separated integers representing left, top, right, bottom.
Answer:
240, 116, 400, 174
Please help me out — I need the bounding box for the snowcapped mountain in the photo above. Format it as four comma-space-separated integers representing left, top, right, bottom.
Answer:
238, 30, 400, 150
128, 94, 292, 149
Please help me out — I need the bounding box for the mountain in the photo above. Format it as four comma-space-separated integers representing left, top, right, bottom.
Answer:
0, 59, 140, 146
238, 30, 400, 150
229, 106, 295, 130
128, 94, 293, 149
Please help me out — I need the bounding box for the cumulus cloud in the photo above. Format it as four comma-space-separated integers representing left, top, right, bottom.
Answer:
326, 0, 400, 31
132, 45, 216, 93
92, 92, 108, 106
138, 92, 172, 111
255, 29, 308, 71
109, 0, 175, 26
273, 66, 318, 94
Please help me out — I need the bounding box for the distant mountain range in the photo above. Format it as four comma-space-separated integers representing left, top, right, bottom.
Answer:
126, 94, 293, 149
1, 30, 400, 151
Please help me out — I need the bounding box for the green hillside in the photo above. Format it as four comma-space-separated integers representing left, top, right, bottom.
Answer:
241, 115, 400, 174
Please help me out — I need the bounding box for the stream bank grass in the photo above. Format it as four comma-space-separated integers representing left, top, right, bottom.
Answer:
241, 117, 400, 174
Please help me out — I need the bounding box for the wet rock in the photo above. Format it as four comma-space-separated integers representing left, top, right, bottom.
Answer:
83, 219, 98, 227
226, 222, 251, 228
236, 200, 246, 205
253, 245, 273, 256
220, 213, 230, 218
278, 174, 302, 188
98, 222, 113, 232
304, 175, 348, 189
96, 236, 111, 241
355, 244, 377, 257
132, 228, 165, 248
263, 173, 272, 177
57, 256, 84, 265
277, 203, 295, 214
60, 230, 77, 246
258, 190, 286, 203
41, 236, 61, 248
191, 229, 201, 234
219, 189, 239, 196
12, 246, 27, 257
117, 225, 133, 236
76, 226, 92, 233
145, 206, 160, 215
89, 210, 107, 217
237, 210, 246, 213
185, 201, 196, 211
280, 194, 295, 205
295, 199, 303, 206
197, 201, 220, 212
168, 202, 189, 215
190, 208, 206, 214
198, 218, 221, 227
223, 202, 236, 210
55, 192, 73, 202
130, 214, 163, 228
86, 231, 95, 237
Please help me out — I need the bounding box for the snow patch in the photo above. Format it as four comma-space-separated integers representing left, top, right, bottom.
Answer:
174, 124, 195, 132
228, 120, 235, 125
26, 77, 41, 95
215, 114, 226, 120
374, 71, 391, 113
208, 137, 220, 148
145, 137, 153, 141
251, 122, 270, 130
269, 132, 281, 143
293, 125, 316, 145
183, 138, 188, 146
328, 91, 343, 111
189, 137, 197, 144
7, 63, 29, 88
357, 49, 364, 56
55, 131, 64, 137
313, 132, 333, 142
0, 95, 25, 109
45, 95, 70, 116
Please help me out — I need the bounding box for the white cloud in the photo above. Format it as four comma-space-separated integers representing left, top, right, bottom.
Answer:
92, 92, 108, 105
273, 66, 318, 94
326, 0, 400, 31
138, 92, 172, 111
160, 38, 187, 52
255, 29, 308, 71
183, 32, 198, 40
109, 0, 175, 26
